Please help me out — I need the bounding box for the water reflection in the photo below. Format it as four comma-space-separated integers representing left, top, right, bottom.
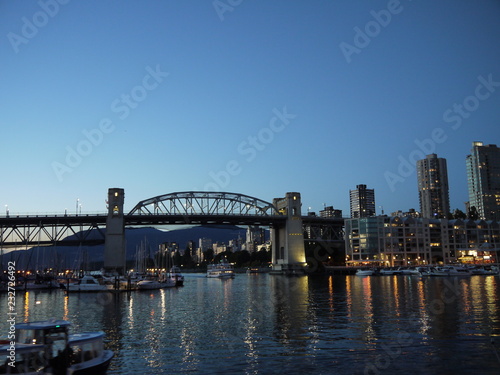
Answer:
1, 274, 499, 374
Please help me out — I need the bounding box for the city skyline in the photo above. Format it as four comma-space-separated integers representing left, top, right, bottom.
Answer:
1, 1, 500, 216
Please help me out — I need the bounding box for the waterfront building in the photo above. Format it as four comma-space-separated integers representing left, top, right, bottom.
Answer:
466, 142, 500, 220
344, 216, 383, 265
349, 184, 376, 218
417, 154, 450, 218
345, 216, 499, 266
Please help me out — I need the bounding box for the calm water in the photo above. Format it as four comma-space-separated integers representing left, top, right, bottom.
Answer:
1, 274, 500, 374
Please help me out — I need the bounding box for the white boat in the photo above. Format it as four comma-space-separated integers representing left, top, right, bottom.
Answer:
379, 268, 399, 275
64, 275, 108, 292
402, 267, 421, 276
355, 269, 374, 276
416, 267, 433, 276
470, 266, 499, 275
136, 278, 175, 290
15, 280, 60, 291
0, 319, 113, 374
169, 266, 184, 286
207, 260, 235, 278
430, 266, 471, 276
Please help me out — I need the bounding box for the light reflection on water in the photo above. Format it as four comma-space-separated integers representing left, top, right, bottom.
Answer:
1, 274, 500, 374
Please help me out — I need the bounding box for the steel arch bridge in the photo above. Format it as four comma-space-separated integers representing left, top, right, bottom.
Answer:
128, 191, 279, 217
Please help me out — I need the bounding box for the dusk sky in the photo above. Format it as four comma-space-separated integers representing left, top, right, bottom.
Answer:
1, 0, 500, 216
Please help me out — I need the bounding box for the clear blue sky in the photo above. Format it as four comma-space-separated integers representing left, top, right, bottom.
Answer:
1, 0, 500, 216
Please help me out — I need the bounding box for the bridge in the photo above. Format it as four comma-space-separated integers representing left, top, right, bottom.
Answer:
0, 188, 344, 274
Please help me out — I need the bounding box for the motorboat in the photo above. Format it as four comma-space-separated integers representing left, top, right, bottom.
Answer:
430, 266, 471, 276
401, 267, 421, 276
416, 267, 433, 276
136, 278, 175, 290
207, 260, 235, 278
469, 266, 499, 275
355, 269, 374, 276
0, 319, 113, 374
63, 275, 108, 292
169, 266, 184, 286
15, 280, 60, 291
379, 268, 399, 275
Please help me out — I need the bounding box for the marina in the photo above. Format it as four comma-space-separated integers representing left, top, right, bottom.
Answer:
1, 273, 499, 374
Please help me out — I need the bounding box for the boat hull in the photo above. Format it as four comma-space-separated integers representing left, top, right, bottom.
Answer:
355, 270, 374, 276
207, 273, 235, 279
71, 350, 114, 375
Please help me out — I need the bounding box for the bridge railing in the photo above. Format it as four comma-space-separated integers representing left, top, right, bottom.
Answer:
0, 212, 108, 218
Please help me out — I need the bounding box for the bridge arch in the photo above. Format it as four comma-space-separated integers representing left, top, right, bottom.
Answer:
128, 191, 279, 217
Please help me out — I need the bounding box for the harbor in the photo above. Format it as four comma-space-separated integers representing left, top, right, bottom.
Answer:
1, 273, 499, 374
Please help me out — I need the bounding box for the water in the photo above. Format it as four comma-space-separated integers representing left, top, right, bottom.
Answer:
1, 274, 500, 374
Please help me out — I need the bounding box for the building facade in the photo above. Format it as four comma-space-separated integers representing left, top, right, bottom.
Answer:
466, 142, 500, 220
349, 184, 375, 218
345, 216, 499, 266
417, 154, 450, 218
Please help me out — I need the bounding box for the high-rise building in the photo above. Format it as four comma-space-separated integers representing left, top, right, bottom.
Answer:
349, 184, 375, 218
466, 142, 500, 220
319, 206, 342, 218
416, 154, 450, 218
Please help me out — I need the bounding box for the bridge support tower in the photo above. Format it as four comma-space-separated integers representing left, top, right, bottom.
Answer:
104, 188, 126, 275
271, 192, 307, 274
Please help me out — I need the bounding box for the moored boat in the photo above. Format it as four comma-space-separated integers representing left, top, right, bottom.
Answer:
136, 278, 175, 290
0, 319, 113, 374
169, 266, 184, 286
469, 265, 499, 275
379, 267, 398, 275
355, 269, 374, 276
15, 280, 60, 291
416, 267, 433, 276
430, 265, 471, 276
402, 267, 421, 276
64, 275, 108, 292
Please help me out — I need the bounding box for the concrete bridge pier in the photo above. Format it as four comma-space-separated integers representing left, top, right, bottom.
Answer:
104, 188, 126, 275
271, 192, 307, 274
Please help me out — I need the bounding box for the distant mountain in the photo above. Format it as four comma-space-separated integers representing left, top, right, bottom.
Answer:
2, 225, 251, 270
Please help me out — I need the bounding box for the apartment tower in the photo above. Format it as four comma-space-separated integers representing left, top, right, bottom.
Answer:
416, 154, 450, 218
349, 184, 375, 218
466, 142, 500, 220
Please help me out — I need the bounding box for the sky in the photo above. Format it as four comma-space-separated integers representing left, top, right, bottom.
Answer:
1, 0, 500, 217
